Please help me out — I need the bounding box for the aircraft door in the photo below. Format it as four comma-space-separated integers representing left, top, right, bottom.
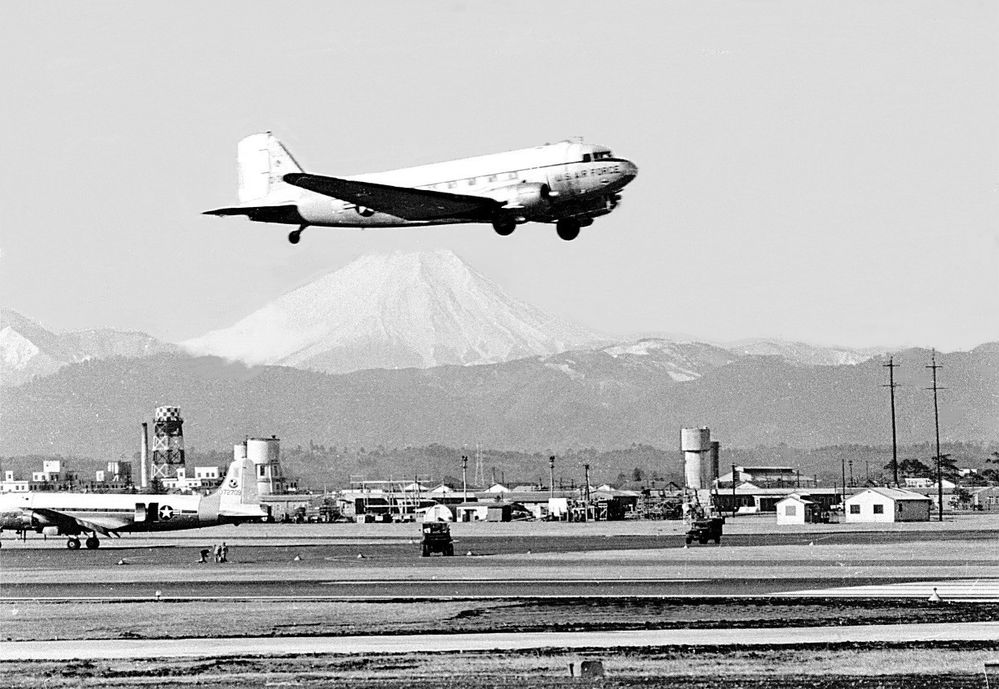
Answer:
134, 503, 147, 522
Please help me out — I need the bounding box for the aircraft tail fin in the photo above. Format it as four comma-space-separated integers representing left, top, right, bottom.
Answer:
215, 458, 269, 521
237, 132, 304, 204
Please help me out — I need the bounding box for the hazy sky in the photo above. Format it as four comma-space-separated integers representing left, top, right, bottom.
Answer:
1, 1, 996, 351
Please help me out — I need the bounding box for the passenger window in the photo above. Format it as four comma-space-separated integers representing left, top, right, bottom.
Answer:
467, 178, 476, 186
487, 175, 496, 182
448, 181, 456, 189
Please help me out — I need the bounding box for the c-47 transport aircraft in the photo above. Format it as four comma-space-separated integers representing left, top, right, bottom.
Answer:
0, 458, 269, 549
204, 132, 638, 243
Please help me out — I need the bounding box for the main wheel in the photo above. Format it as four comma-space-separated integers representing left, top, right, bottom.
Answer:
85, 536, 100, 549
288, 230, 302, 244
492, 220, 515, 236
67, 538, 81, 550
556, 218, 581, 241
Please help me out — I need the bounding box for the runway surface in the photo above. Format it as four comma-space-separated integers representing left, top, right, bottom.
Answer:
4, 622, 998, 661
5, 525, 999, 601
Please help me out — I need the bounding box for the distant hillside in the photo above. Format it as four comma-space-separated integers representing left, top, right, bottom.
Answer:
1, 308, 176, 387
2, 344, 995, 459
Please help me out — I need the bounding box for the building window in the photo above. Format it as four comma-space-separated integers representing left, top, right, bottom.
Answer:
849, 504, 860, 514
873, 504, 884, 514
785, 505, 797, 516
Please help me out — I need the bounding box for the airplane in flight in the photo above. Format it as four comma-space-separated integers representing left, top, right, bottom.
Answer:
0, 458, 269, 549
204, 132, 638, 244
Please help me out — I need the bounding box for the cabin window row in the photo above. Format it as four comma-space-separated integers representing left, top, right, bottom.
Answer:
431, 172, 520, 191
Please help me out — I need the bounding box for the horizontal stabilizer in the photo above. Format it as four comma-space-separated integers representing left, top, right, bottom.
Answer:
283, 173, 500, 221
202, 205, 304, 225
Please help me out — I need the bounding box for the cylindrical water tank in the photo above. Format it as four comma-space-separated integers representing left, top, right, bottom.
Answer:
247, 437, 280, 465
233, 443, 247, 462
680, 427, 711, 452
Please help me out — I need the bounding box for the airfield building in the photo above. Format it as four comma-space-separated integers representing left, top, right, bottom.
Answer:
844, 488, 932, 523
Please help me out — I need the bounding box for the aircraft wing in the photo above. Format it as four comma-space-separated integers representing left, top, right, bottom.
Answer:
31, 508, 126, 536
283, 173, 501, 221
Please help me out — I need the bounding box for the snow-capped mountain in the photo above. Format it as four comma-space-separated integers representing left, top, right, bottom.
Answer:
544, 339, 739, 382
1, 309, 176, 387
722, 339, 886, 366
182, 250, 606, 373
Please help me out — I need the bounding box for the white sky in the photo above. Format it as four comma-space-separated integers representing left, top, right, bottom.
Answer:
1, 1, 996, 351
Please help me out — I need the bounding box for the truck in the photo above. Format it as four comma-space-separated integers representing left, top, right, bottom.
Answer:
685, 516, 724, 545
420, 521, 454, 556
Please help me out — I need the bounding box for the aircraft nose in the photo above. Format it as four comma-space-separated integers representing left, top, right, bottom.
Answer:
621, 160, 638, 181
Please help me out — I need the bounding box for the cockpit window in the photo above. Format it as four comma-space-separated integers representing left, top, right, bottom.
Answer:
593, 151, 613, 160
582, 153, 592, 162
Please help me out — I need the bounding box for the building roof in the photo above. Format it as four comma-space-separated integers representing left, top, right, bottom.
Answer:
849, 487, 933, 502
776, 494, 816, 505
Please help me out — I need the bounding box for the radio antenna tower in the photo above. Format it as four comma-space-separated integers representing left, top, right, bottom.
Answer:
474, 443, 485, 487
882, 356, 900, 486
926, 350, 945, 522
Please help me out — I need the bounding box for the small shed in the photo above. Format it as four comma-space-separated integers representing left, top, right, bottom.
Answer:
486, 503, 513, 522
845, 488, 931, 523
775, 494, 819, 525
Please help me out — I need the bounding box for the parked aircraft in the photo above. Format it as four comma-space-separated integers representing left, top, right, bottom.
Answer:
204, 132, 638, 243
0, 458, 269, 549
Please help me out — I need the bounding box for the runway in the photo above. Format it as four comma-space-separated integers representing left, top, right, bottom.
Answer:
4, 622, 999, 661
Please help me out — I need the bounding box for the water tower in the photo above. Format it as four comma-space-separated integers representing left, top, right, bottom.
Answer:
246, 436, 286, 496
150, 406, 186, 481
680, 427, 711, 490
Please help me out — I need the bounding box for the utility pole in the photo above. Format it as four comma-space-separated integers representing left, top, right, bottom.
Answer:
840, 456, 846, 510
731, 463, 737, 518
927, 350, 945, 522
549, 455, 555, 498
461, 455, 468, 502
848, 459, 854, 488
583, 464, 591, 503
883, 356, 900, 486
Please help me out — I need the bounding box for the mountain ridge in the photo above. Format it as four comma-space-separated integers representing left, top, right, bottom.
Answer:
2, 342, 995, 457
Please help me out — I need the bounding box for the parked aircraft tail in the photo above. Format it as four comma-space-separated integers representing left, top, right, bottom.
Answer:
215, 457, 269, 521
237, 132, 304, 204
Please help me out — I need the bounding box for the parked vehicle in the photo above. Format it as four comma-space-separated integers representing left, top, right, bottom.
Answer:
421, 521, 454, 556
685, 517, 724, 545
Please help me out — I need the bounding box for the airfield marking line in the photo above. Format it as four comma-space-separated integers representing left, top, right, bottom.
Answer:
3, 623, 999, 661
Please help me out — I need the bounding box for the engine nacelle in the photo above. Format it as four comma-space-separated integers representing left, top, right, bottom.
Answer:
492, 183, 551, 211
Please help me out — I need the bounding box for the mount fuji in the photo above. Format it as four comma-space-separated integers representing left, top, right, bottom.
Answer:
182, 250, 606, 373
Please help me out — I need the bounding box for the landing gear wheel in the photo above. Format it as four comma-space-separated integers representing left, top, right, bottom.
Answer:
556, 218, 581, 241
67, 537, 81, 550
288, 230, 302, 244
85, 536, 100, 549
492, 220, 515, 236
